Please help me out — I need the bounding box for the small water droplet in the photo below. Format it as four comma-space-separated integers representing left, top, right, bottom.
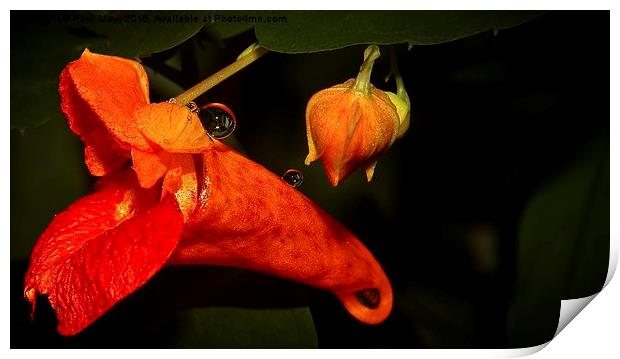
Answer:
281, 169, 303, 188
199, 103, 237, 139
186, 101, 199, 113
167, 98, 177, 104
355, 288, 380, 309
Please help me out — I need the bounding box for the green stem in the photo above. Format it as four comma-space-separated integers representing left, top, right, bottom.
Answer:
389, 46, 406, 98
353, 45, 381, 94
174, 45, 269, 105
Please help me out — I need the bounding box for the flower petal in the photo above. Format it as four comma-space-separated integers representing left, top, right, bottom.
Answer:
60, 66, 130, 176
136, 102, 214, 153
130, 147, 198, 221
161, 153, 198, 222
60, 49, 151, 152
24, 170, 184, 336
170, 144, 393, 325
130, 147, 169, 189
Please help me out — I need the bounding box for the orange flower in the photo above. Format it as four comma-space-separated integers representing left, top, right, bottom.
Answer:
24, 49, 393, 336
305, 45, 409, 186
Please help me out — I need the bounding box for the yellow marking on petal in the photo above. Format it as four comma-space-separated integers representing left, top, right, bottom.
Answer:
161, 154, 198, 222
114, 191, 136, 221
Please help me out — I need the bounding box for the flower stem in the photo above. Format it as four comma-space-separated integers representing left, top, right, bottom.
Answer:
353, 45, 381, 95
388, 46, 406, 98
174, 45, 269, 105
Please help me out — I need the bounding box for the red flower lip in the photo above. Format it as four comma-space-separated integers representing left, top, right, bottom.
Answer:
171, 146, 393, 325
24, 49, 393, 335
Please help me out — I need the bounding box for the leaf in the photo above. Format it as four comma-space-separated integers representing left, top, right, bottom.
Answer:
115, 266, 319, 348
507, 136, 609, 347
252, 11, 543, 53
172, 307, 318, 348
397, 286, 475, 347
10, 121, 90, 261
81, 11, 204, 58
10, 23, 87, 129
202, 11, 255, 39
162, 267, 319, 348
10, 11, 203, 129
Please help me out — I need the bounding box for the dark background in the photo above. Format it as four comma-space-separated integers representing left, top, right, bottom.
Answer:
11, 11, 610, 348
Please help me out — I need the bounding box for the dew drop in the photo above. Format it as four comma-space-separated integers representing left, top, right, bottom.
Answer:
281, 169, 304, 188
186, 101, 199, 113
199, 103, 236, 139
167, 98, 177, 104
355, 288, 380, 309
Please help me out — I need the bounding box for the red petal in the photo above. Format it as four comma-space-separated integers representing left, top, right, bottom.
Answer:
130, 147, 198, 221
24, 170, 184, 336
59, 67, 130, 176
59, 49, 152, 161
170, 144, 393, 325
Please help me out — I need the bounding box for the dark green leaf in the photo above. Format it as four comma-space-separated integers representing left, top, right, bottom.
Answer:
10, 11, 203, 129
82, 11, 204, 58
10, 23, 89, 129
143, 64, 185, 100
202, 11, 255, 39
507, 136, 609, 347
158, 267, 318, 348
397, 286, 475, 347
10, 121, 90, 261
253, 11, 543, 53
112, 266, 318, 348
171, 306, 317, 348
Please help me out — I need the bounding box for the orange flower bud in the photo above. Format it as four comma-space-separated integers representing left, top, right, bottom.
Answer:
305, 45, 407, 186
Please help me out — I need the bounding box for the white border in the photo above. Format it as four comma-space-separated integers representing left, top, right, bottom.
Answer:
4, 3, 618, 358
0, 0, 617, 10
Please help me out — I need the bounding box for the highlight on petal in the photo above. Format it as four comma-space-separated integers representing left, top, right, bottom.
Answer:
136, 102, 214, 153
170, 143, 393, 325
161, 153, 198, 222
24, 170, 184, 336
60, 49, 151, 152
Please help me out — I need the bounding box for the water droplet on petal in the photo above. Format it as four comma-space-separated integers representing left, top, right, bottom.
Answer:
282, 169, 303, 187
186, 101, 199, 113
199, 103, 236, 139
167, 98, 177, 104
355, 288, 380, 309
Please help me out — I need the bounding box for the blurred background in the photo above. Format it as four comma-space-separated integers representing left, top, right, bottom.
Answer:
11, 11, 609, 348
